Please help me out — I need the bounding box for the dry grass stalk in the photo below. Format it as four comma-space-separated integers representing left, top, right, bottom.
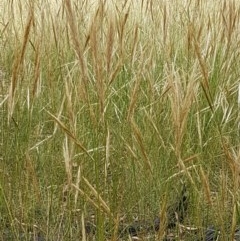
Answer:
189, 24, 213, 112
8, 8, 33, 121
166, 164, 199, 183
65, 76, 76, 131
167, 66, 199, 184
167, 65, 198, 156
196, 106, 203, 148
82, 177, 111, 215
86, 1, 120, 121
106, 19, 115, 74
130, 119, 153, 174
88, 8, 106, 120
64, 0, 88, 85
63, 136, 73, 187
74, 166, 81, 208
31, 39, 41, 100
72, 184, 100, 211
143, 109, 166, 149
81, 212, 87, 241
221, 1, 239, 47
122, 135, 138, 160
116, 9, 129, 55
177, 157, 195, 186
105, 127, 110, 185
46, 110, 94, 161
130, 25, 139, 67
106, 8, 129, 85
64, 0, 97, 123
222, 141, 240, 189
127, 47, 146, 121
72, 180, 114, 221
199, 166, 212, 206
127, 76, 141, 121
108, 59, 123, 85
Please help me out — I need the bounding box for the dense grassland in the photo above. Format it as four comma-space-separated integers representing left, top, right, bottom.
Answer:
0, 0, 240, 240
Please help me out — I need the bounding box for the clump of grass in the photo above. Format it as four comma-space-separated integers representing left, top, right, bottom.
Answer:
0, 0, 240, 240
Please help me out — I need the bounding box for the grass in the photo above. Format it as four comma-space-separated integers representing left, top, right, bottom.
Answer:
0, 0, 240, 240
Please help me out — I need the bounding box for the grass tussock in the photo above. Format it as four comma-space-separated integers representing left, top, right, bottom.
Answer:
0, 0, 240, 240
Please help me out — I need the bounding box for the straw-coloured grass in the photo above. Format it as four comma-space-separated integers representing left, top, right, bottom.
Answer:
0, 0, 240, 240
